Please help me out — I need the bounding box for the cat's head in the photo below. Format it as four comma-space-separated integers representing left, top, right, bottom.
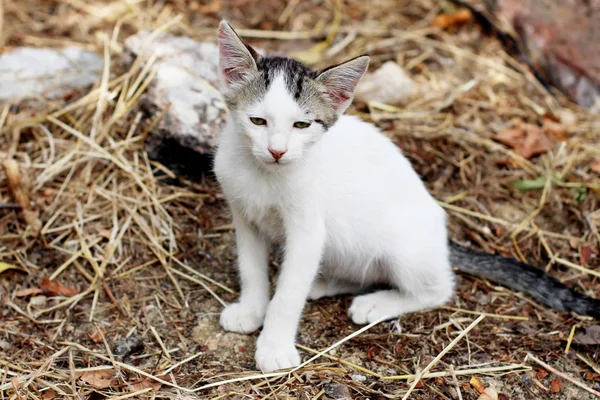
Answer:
217, 20, 369, 166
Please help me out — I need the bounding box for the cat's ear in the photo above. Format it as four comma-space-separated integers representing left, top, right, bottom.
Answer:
218, 20, 259, 90
315, 55, 370, 115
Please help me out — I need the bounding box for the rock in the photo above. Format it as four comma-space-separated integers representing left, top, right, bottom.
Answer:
354, 61, 415, 106
123, 31, 228, 178
0, 47, 103, 103
113, 336, 144, 358
324, 382, 352, 400
574, 325, 600, 345
192, 315, 250, 354
490, 0, 600, 110
350, 373, 367, 383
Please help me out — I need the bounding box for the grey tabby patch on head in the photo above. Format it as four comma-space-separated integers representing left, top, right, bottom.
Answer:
218, 21, 368, 129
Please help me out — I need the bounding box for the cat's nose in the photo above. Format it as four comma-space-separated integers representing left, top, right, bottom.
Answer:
268, 148, 287, 161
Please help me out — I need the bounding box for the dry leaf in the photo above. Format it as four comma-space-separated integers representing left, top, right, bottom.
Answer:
477, 387, 499, 400
470, 376, 485, 393
581, 247, 592, 266
40, 276, 78, 297
130, 375, 168, 392
98, 230, 112, 239
542, 116, 568, 141
590, 159, 600, 174
42, 389, 56, 400
1, 159, 41, 233
550, 378, 563, 393
77, 369, 117, 389
0, 262, 27, 275
494, 125, 554, 159
88, 329, 104, 343
537, 368, 549, 380
431, 8, 473, 29
587, 372, 600, 380
14, 287, 44, 297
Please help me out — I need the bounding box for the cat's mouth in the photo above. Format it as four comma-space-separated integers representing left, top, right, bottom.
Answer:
264, 158, 291, 166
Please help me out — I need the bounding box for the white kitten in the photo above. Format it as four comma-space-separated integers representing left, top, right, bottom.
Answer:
212, 21, 600, 372
213, 20, 453, 372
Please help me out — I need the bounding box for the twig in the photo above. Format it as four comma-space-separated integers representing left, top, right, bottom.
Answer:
564, 323, 580, 354
61, 341, 188, 392
442, 307, 529, 321
449, 365, 463, 400
402, 315, 486, 399
150, 326, 172, 364
525, 353, 600, 397
164, 352, 203, 374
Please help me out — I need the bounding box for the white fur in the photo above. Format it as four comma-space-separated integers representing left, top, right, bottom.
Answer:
214, 42, 455, 370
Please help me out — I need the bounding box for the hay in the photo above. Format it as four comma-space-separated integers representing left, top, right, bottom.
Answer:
1, 0, 599, 398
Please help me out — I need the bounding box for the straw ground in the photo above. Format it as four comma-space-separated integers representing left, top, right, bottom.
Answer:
1, 0, 599, 398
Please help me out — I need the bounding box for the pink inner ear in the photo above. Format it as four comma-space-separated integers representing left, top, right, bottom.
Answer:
219, 43, 243, 85
324, 90, 350, 106
221, 66, 240, 85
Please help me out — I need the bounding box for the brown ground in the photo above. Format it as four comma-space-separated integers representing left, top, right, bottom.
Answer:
1, 0, 600, 399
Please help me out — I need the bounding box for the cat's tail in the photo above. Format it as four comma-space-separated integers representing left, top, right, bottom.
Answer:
449, 240, 600, 318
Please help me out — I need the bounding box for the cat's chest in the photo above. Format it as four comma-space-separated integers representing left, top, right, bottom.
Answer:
248, 204, 286, 242
231, 193, 286, 242
219, 170, 291, 242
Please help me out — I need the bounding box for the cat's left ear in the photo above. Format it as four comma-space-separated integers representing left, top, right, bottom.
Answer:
217, 20, 259, 90
315, 55, 370, 115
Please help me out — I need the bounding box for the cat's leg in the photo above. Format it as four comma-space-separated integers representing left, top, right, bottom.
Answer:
220, 208, 270, 334
308, 279, 363, 300
348, 249, 455, 325
254, 214, 326, 372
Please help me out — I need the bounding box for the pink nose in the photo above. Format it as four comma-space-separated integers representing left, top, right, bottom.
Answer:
268, 148, 287, 161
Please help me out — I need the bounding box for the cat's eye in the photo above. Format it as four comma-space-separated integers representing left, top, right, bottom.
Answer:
250, 117, 267, 126
293, 121, 311, 129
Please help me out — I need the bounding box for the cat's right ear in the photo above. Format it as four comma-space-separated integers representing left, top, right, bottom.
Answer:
315, 55, 370, 115
218, 20, 259, 90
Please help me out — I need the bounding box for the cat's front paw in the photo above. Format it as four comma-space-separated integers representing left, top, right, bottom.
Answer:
255, 335, 300, 372
220, 302, 265, 334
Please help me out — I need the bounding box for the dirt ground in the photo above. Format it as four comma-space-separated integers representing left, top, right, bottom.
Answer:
1, 0, 600, 399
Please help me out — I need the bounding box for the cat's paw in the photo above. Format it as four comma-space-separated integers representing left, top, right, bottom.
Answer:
255, 335, 300, 372
348, 292, 400, 325
220, 302, 265, 334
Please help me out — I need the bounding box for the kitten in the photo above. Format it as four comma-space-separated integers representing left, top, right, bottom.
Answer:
212, 20, 600, 372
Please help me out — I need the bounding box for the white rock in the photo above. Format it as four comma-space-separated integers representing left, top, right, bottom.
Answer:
350, 373, 367, 383
124, 31, 227, 160
355, 61, 415, 105
0, 47, 103, 102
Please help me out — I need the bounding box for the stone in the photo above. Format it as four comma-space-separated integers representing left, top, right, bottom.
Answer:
123, 31, 228, 178
490, 0, 600, 110
350, 373, 367, 383
324, 382, 353, 400
0, 47, 103, 103
354, 61, 415, 106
